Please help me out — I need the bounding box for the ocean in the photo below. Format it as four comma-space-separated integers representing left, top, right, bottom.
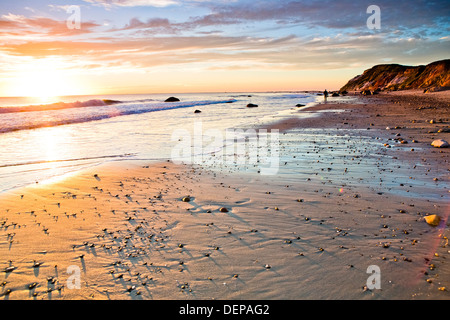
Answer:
0, 92, 320, 193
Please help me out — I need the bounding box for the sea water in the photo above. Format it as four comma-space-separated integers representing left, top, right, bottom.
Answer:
0, 92, 320, 192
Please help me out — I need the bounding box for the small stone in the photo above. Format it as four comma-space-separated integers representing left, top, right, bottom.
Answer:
182, 197, 191, 202
431, 139, 449, 148
425, 215, 440, 226
32, 260, 42, 268
219, 207, 229, 213
4, 266, 15, 273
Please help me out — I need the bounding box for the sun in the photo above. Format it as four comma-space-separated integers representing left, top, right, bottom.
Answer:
6, 59, 85, 101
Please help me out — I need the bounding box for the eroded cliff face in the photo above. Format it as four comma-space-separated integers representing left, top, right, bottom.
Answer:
340, 59, 450, 93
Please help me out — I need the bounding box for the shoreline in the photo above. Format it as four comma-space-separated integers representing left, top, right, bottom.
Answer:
0, 90, 448, 300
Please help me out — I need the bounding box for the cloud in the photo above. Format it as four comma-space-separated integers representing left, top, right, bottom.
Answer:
0, 0, 448, 88
181, 0, 449, 34
115, 17, 178, 34
83, 0, 178, 8
0, 14, 100, 37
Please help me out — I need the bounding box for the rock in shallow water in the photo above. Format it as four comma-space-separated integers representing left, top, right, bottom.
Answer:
165, 97, 180, 102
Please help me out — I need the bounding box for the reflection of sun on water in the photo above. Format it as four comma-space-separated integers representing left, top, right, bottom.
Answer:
35, 127, 74, 171
41, 129, 61, 163
29, 126, 80, 187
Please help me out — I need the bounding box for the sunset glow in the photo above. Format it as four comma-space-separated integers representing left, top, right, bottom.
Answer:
0, 0, 449, 96
6, 62, 84, 99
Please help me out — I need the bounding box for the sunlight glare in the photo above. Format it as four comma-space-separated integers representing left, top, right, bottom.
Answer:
6, 59, 84, 100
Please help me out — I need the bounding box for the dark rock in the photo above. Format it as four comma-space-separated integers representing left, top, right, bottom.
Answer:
164, 97, 180, 102
194, 109, 201, 113
246, 103, 258, 108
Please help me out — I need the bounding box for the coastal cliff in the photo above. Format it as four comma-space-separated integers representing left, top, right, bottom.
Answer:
340, 59, 450, 93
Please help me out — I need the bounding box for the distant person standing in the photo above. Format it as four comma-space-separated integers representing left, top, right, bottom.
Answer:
323, 89, 328, 101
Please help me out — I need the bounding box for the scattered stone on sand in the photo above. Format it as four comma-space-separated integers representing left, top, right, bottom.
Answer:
219, 207, 229, 213
425, 214, 441, 226
194, 109, 201, 113
4, 266, 15, 273
182, 196, 191, 202
431, 139, 449, 148
246, 103, 258, 108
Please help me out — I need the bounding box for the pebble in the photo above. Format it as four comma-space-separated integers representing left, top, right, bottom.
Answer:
28, 282, 38, 289
425, 215, 440, 226
4, 266, 15, 273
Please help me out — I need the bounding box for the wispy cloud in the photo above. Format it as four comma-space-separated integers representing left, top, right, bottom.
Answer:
0, 14, 100, 37
0, 0, 448, 94
83, 0, 179, 8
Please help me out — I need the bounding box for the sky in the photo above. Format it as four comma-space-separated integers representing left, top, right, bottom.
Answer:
0, 0, 449, 96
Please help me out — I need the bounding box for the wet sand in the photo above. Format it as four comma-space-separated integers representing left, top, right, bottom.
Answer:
0, 90, 448, 300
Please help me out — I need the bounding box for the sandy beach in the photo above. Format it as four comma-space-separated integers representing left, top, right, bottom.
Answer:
0, 90, 448, 300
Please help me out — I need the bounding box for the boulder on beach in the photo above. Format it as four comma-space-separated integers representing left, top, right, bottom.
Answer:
425, 214, 441, 226
246, 103, 258, 108
165, 97, 180, 102
194, 109, 201, 113
431, 139, 449, 148
331, 92, 339, 97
